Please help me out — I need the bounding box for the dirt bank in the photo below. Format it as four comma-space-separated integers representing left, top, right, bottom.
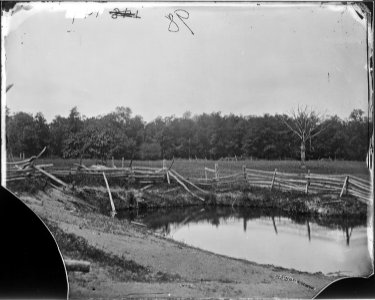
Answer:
8, 174, 368, 219
11, 182, 341, 298
52, 180, 368, 220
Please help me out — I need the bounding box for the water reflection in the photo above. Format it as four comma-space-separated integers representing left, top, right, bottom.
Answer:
345, 226, 353, 246
272, 216, 278, 235
307, 220, 310, 242
119, 207, 365, 246
117, 207, 372, 276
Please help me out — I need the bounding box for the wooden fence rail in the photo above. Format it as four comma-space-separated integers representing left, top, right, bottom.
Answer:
6, 153, 372, 205
6, 163, 166, 185
246, 168, 371, 204
190, 164, 372, 205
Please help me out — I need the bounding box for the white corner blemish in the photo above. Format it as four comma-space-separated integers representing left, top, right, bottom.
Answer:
349, 4, 368, 29
325, 3, 367, 29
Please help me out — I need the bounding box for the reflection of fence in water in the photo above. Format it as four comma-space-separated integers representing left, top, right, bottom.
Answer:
158, 214, 356, 246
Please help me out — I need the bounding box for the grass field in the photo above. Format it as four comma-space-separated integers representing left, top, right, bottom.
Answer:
11, 157, 371, 180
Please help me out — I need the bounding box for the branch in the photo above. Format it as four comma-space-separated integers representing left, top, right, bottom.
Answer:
280, 116, 302, 139
292, 108, 304, 132
309, 125, 326, 138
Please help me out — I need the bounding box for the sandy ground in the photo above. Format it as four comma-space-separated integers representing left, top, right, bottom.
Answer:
17, 187, 337, 298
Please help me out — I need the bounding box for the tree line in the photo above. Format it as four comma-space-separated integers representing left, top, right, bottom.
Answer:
6, 106, 370, 162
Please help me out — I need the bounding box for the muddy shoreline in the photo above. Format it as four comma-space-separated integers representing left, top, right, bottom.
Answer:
8, 178, 369, 298
9, 175, 367, 219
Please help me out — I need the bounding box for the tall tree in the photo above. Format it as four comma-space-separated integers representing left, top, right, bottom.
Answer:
280, 106, 325, 166
50, 115, 69, 157
34, 112, 51, 154
67, 106, 83, 134
313, 116, 347, 160
6, 106, 370, 162
346, 109, 368, 160
7, 112, 38, 157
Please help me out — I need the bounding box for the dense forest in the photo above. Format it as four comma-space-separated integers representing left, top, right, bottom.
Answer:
5, 106, 371, 162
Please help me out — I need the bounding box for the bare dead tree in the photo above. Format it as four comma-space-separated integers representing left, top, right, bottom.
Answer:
280, 106, 326, 167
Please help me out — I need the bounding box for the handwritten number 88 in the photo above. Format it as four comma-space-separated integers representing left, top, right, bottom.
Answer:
165, 9, 194, 35
166, 13, 179, 32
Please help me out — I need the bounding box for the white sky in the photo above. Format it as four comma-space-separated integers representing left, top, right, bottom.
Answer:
3, 2, 369, 122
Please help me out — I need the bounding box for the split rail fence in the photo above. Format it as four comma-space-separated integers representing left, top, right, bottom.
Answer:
6, 150, 372, 205
6, 156, 171, 186
191, 165, 372, 204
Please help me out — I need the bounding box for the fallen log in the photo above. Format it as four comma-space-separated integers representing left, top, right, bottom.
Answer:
34, 166, 69, 188
64, 259, 90, 273
170, 169, 208, 194
131, 221, 147, 227
168, 171, 205, 202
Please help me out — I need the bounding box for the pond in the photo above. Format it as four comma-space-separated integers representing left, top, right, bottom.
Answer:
118, 207, 372, 277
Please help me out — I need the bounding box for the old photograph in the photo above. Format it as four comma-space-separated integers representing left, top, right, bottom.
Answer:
2, 1, 374, 298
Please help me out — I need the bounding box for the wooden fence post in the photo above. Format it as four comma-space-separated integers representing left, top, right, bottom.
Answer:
270, 168, 277, 190
112, 156, 115, 168
215, 163, 219, 180
242, 165, 247, 181
305, 169, 310, 194
122, 157, 124, 168
340, 176, 349, 197
103, 172, 116, 217
167, 171, 171, 184
205, 167, 208, 181
163, 159, 166, 170
346, 176, 349, 196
